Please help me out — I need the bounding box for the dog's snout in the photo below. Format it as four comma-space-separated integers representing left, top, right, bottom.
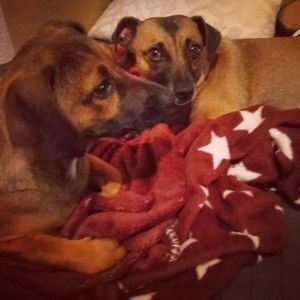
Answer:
175, 89, 194, 105
173, 71, 195, 106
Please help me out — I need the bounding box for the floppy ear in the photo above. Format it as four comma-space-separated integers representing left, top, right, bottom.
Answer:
192, 16, 221, 61
4, 66, 86, 160
112, 17, 140, 69
112, 17, 140, 48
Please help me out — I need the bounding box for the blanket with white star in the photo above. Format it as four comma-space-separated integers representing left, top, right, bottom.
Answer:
0, 105, 299, 300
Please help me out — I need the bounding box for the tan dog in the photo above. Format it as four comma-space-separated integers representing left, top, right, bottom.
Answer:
113, 15, 300, 120
0, 22, 187, 273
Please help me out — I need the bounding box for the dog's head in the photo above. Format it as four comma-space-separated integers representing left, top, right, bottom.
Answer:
1, 22, 189, 160
113, 15, 221, 105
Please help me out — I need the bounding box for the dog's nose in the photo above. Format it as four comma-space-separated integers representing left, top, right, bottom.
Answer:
175, 90, 194, 105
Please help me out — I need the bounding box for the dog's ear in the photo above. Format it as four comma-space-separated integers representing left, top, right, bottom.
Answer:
112, 17, 140, 48
112, 17, 140, 68
4, 66, 86, 160
192, 16, 221, 61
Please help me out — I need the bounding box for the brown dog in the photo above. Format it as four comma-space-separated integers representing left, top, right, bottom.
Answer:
113, 15, 300, 120
0, 22, 188, 273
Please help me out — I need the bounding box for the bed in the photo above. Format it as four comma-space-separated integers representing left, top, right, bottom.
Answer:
0, 1, 300, 300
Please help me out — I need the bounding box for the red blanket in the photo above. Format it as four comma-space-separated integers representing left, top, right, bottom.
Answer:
1, 105, 300, 300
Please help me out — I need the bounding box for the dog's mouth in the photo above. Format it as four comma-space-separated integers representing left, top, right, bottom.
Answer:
174, 92, 195, 106
174, 73, 206, 106
173, 83, 200, 106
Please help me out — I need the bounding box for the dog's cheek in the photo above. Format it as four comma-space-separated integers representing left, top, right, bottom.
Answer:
59, 95, 120, 136
193, 54, 210, 82
135, 58, 151, 78
133, 51, 170, 86
140, 62, 171, 88
96, 96, 121, 120
149, 71, 170, 87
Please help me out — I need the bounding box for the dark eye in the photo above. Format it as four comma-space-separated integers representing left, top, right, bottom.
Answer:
93, 78, 113, 99
188, 42, 202, 59
148, 47, 163, 62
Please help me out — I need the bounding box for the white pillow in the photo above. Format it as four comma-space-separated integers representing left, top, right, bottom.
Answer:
88, 0, 282, 40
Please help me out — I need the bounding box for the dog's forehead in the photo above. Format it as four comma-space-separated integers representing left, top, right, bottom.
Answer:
43, 37, 114, 76
13, 33, 106, 72
157, 16, 181, 36
54, 36, 108, 60
136, 16, 204, 45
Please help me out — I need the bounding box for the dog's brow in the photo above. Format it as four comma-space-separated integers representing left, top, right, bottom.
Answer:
97, 65, 109, 77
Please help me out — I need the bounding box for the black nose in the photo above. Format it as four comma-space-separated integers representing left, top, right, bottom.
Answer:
175, 90, 194, 105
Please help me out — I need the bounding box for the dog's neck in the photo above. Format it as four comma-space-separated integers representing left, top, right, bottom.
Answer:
0, 145, 84, 194
1, 85, 84, 198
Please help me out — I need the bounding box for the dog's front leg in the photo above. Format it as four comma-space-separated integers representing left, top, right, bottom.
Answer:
0, 234, 125, 273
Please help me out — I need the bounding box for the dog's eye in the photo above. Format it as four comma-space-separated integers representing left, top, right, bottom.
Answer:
148, 47, 163, 62
188, 43, 202, 59
93, 78, 113, 99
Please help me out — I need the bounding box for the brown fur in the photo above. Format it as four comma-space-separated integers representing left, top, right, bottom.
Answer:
0, 22, 182, 273
113, 15, 300, 120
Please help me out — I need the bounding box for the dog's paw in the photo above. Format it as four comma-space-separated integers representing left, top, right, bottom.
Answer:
0, 234, 126, 274
74, 237, 126, 274
87, 154, 123, 196
100, 181, 122, 197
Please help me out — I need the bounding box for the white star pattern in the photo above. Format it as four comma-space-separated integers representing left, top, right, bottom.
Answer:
118, 281, 129, 293
227, 162, 261, 182
230, 229, 260, 249
257, 255, 263, 263
199, 200, 213, 210
295, 198, 300, 205
180, 236, 198, 253
269, 128, 293, 160
233, 106, 265, 134
197, 131, 230, 170
130, 292, 156, 300
223, 190, 253, 198
275, 205, 284, 212
195, 259, 221, 280
199, 185, 209, 197
223, 190, 234, 198
241, 190, 254, 197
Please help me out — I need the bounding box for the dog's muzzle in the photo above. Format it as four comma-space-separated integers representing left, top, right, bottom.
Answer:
174, 89, 194, 106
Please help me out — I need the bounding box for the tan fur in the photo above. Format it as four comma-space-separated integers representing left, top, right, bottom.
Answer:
0, 23, 127, 273
192, 37, 300, 119
0, 21, 180, 273
132, 18, 204, 82
114, 15, 300, 120
0, 234, 124, 273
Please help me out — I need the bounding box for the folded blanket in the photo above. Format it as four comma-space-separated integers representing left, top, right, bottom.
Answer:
0, 105, 299, 300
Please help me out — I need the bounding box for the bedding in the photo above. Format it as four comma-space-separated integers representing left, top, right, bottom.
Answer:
278, 0, 300, 35
88, 0, 282, 40
0, 105, 299, 300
